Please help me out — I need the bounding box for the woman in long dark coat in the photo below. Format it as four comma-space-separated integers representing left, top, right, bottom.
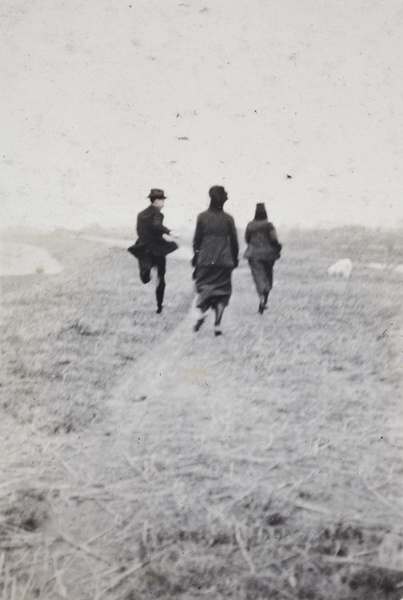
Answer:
244, 203, 281, 314
192, 186, 239, 336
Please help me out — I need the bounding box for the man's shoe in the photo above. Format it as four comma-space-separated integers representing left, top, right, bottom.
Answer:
156, 305, 163, 314
214, 326, 223, 336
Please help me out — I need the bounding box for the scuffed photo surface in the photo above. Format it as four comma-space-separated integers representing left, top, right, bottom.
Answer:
1, 0, 402, 597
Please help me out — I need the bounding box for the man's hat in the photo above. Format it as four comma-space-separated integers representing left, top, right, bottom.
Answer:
148, 189, 167, 201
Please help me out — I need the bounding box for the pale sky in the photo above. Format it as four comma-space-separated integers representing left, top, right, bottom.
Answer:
2, 0, 402, 232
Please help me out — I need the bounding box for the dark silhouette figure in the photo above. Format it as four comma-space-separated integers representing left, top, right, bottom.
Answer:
192, 186, 239, 335
244, 203, 281, 314
128, 189, 178, 314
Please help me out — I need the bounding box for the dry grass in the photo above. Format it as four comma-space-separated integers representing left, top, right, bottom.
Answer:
0, 227, 402, 599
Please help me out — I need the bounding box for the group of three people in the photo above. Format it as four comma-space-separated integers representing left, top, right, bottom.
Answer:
129, 186, 282, 335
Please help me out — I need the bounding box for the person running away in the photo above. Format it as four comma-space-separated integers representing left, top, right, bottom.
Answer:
128, 189, 178, 314
244, 203, 281, 314
192, 186, 239, 336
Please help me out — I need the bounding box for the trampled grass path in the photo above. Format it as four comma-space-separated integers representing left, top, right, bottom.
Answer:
1, 232, 402, 600
95, 258, 402, 529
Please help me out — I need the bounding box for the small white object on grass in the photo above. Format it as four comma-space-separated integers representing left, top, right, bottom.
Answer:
327, 258, 353, 279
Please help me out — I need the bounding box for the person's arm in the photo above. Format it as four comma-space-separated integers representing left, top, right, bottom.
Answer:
229, 216, 239, 267
151, 212, 171, 235
245, 223, 252, 244
267, 223, 278, 243
268, 223, 282, 254
192, 215, 203, 266
193, 216, 203, 253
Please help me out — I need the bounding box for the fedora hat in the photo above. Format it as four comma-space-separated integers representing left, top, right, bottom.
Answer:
148, 189, 167, 201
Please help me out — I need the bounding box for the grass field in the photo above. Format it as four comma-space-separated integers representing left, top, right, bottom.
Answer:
1, 227, 402, 600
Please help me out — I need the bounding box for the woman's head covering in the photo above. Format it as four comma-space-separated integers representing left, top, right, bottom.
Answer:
209, 186, 228, 211
254, 203, 268, 220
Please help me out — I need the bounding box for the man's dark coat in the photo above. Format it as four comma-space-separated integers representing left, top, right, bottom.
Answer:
129, 204, 178, 258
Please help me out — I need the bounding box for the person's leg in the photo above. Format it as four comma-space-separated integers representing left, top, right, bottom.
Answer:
193, 267, 211, 331
213, 302, 225, 336
249, 260, 267, 313
261, 262, 274, 310
265, 261, 273, 292
155, 256, 166, 313
193, 299, 210, 331
138, 255, 152, 284
194, 308, 207, 331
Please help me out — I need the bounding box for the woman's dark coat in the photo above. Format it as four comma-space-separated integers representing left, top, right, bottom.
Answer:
192, 208, 239, 310
193, 210, 239, 268
244, 220, 281, 262
244, 219, 281, 299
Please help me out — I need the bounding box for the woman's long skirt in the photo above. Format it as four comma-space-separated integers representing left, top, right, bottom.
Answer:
248, 259, 274, 297
193, 266, 233, 312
